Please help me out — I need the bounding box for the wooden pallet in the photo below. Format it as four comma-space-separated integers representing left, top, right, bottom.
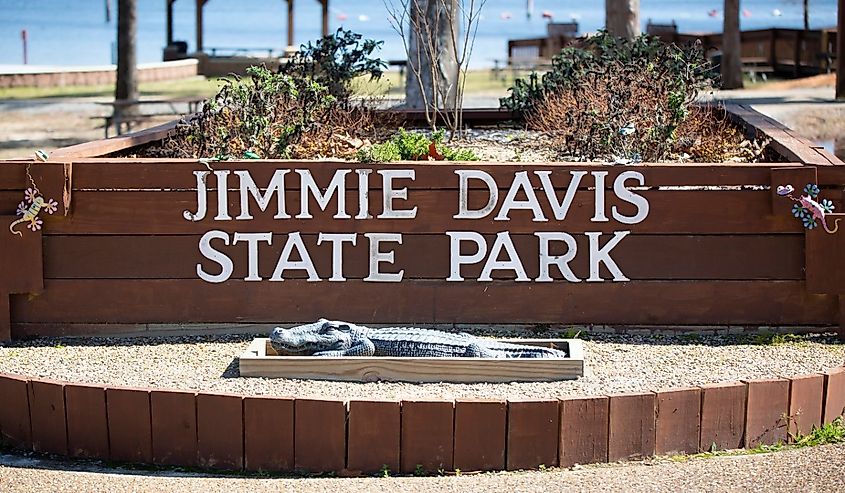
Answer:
238, 338, 584, 383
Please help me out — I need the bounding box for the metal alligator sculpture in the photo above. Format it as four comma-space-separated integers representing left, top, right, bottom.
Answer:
269, 319, 568, 358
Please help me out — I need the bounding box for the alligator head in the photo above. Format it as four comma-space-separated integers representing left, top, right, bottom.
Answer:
269, 319, 353, 356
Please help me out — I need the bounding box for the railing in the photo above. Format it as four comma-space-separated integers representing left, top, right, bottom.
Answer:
205, 47, 283, 58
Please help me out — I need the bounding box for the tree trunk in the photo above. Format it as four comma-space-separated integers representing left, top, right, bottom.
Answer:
405, 0, 458, 110
804, 0, 810, 30
116, 0, 138, 112
605, 0, 640, 40
721, 0, 743, 89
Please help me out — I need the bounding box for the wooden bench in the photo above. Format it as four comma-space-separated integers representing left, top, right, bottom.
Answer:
741, 56, 775, 82
95, 97, 205, 138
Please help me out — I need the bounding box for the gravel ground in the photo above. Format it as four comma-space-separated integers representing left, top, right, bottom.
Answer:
1, 443, 844, 492
1, 333, 842, 400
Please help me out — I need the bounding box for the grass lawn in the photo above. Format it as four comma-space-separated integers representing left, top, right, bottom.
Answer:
0, 76, 225, 100
0, 69, 531, 101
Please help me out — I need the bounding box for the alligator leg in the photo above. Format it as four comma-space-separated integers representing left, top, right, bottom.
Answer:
463, 343, 496, 358
313, 339, 376, 357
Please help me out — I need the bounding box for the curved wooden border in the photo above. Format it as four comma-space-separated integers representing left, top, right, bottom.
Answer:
1, 366, 843, 474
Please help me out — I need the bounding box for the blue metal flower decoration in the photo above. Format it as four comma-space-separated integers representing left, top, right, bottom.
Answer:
803, 216, 818, 229
792, 204, 806, 218
803, 184, 820, 198
821, 198, 836, 213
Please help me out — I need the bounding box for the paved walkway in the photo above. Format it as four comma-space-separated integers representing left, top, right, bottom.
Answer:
1, 443, 843, 492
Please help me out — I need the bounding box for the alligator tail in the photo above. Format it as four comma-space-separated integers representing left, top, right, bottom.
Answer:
823, 217, 842, 234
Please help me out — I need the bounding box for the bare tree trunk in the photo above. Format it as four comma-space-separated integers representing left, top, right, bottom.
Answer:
405, 0, 458, 110
605, 0, 640, 40
116, 0, 138, 115
804, 0, 810, 30
721, 0, 743, 89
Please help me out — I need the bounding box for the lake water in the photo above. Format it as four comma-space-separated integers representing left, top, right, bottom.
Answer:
0, 0, 838, 68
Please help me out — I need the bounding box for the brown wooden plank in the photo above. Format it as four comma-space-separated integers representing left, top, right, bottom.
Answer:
27, 189, 800, 235
10, 159, 845, 192
788, 374, 824, 440
559, 396, 609, 467
151, 390, 198, 467
0, 294, 9, 341
608, 393, 656, 461
48, 120, 178, 159
243, 396, 294, 472
0, 373, 32, 450
106, 387, 153, 463
347, 400, 400, 474
744, 378, 790, 447
42, 234, 806, 281
28, 380, 67, 455
823, 367, 845, 424
506, 399, 559, 470
196, 393, 244, 470
453, 399, 507, 472
57, 161, 799, 191
0, 215, 43, 294
65, 384, 109, 460
294, 399, 346, 473
10, 279, 837, 325
805, 227, 845, 294
654, 388, 701, 456
699, 382, 746, 451
725, 104, 829, 165
400, 400, 454, 474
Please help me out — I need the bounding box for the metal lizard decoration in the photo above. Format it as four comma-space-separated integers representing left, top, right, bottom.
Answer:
777, 184, 843, 234
9, 187, 58, 236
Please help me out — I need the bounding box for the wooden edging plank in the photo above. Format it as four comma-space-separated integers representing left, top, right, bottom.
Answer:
41, 234, 807, 282
0, 366, 843, 474
10, 279, 836, 326
0, 189, 801, 235
4, 160, 820, 192
48, 120, 179, 160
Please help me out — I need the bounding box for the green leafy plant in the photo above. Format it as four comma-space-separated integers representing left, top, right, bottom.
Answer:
282, 28, 387, 104
357, 129, 479, 162
413, 464, 426, 477
752, 332, 805, 346
179, 65, 336, 159
153, 62, 386, 160
378, 464, 391, 478
792, 417, 845, 447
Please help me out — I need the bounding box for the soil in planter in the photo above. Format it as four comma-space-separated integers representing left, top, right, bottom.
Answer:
115, 109, 780, 164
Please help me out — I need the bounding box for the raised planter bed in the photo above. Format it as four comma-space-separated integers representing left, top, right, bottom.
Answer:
1, 104, 845, 341
2, 105, 845, 474
239, 337, 584, 382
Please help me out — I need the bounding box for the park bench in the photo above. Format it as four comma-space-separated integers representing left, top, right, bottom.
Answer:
95, 96, 205, 138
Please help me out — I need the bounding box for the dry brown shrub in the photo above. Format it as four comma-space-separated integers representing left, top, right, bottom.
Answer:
525, 61, 688, 162
667, 104, 773, 163
528, 83, 772, 163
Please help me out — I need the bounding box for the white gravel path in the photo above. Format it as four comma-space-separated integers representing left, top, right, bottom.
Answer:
1, 333, 842, 400
1, 443, 844, 492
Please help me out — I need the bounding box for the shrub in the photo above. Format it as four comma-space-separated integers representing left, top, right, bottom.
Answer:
190, 65, 336, 159
281, 28, 387, 104
501, 31, 715, 162
152, 64, 384, 160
